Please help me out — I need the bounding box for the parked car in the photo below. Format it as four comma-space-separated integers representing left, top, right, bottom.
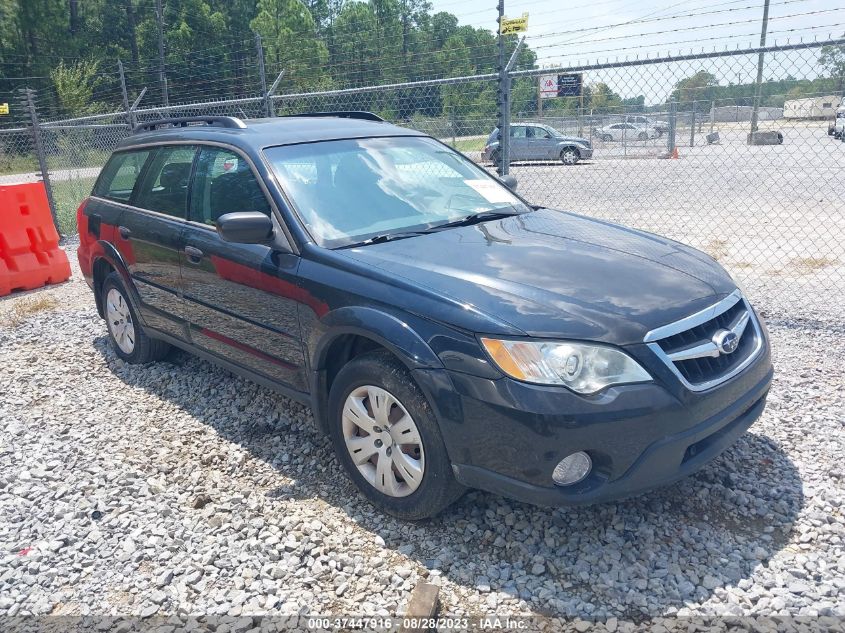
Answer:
623, 114, 669, 135
482, 123, 593, 165
597, 123, 659, 142
77, 113, 772, 520
831, 105, 845, 139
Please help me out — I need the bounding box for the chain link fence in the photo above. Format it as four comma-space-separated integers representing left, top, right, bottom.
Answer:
4, 40, 843, 320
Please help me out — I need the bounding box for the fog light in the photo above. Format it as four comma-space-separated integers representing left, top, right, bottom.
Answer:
552, 452, 592, 486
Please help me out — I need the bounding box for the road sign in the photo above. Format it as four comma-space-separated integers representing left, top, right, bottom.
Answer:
537, 74, 583, 99
500, 13, 529, 35
0, 103, 9, 115
557, 73, 582, 97
539, 75, 558, 99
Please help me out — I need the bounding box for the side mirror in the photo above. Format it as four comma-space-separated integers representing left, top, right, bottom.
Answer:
216, 212, 274, 244
500, 175, 518, 191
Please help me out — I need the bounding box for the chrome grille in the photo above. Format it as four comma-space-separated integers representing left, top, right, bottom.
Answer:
644, 290, 763, 391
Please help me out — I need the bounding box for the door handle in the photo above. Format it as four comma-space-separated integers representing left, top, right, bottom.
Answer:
184, 245, 204, 263
118, 225, 131, 240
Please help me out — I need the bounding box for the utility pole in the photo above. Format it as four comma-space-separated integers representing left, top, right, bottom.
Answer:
496, 0, 508, 176
256, 34, 269, 116
749, 0, 770, 136
155, 0, 168, 107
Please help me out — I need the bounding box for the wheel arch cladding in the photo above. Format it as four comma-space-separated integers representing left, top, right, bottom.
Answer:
308, 307, 446, 434
93, 243, 143, 324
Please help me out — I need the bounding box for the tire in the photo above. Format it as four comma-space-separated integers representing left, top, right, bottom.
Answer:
638, 132, 649, 141
601, 134, 612, 142
560, 147, 580, 165
102, 272, 170, 364
489, 149, 501, 165
328, 350, 465, 520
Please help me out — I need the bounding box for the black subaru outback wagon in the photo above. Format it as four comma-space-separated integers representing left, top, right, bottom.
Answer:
78, 113, 773, 519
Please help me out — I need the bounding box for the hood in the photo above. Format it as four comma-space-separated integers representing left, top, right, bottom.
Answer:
341, 209, 736, 345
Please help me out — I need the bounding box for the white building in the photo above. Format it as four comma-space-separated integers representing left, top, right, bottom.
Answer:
783, 95, 842, 119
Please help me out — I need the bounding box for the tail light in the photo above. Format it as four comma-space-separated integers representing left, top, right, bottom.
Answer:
76, 198, 92, 239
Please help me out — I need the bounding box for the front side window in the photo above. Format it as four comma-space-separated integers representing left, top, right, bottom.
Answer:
93, 149, 152, 202
511, 126, 527, 138
264, 136, 528, 248
134, 146, 197, 218
190, 147, 271, 226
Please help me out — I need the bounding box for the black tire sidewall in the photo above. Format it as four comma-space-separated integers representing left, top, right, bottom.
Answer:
561, 148, 579, 165
327, 351, 462, 520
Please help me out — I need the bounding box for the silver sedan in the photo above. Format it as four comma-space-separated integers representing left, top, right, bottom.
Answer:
482, 123, 593, 165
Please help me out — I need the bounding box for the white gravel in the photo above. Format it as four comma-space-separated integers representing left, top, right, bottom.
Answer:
1, 244, 843, 627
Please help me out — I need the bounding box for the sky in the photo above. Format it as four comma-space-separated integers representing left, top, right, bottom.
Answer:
426, 0, 843, 104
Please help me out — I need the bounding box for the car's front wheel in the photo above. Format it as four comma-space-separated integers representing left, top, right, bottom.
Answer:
560, 147, 580, 165
102, 272, 170, 364
328, 350, 465, 520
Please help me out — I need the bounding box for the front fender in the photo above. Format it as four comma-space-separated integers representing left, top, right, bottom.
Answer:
310, 306, 443, 372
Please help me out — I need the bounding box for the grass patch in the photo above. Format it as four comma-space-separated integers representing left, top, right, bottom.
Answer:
1, 294, 59, 327
790, 256, 838, 274
52, 176, 96, 235
448, 136, 486, 153
0, 153, 38, 176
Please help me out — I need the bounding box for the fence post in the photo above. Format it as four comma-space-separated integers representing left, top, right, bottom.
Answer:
689, 102, 696, 147
19, 89, 60, 235
667, 96, 677, 156
256, 34, 269, 117
118, 59, 133, 127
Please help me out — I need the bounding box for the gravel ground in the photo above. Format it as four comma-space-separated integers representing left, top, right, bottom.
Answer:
1, 244, 844, 629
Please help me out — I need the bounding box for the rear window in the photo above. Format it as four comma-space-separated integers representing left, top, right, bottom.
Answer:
93, 150, 152, 202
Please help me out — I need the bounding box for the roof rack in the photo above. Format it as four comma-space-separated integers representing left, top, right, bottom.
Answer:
284, 111, 385, 122
133, 116, 247, 134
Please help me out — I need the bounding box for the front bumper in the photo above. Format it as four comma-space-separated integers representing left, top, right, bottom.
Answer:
577, 147, 593, 159
432, 342, 772, 507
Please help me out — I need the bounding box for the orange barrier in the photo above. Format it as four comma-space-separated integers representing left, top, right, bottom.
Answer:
0, 182, 71, 296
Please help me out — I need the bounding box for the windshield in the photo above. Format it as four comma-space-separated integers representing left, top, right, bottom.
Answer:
264, 136, 528, 248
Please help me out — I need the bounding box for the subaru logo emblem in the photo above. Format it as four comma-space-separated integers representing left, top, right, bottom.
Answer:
712, 329, 740, 355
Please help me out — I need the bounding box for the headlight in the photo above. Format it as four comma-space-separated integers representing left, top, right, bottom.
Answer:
480, 338, 651, 394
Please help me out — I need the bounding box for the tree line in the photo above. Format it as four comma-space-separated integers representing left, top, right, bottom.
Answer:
0, 2, 842, 126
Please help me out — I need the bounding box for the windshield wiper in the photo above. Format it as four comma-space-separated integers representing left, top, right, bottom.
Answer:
338, 230, 430, 249
431, 208, 523, 231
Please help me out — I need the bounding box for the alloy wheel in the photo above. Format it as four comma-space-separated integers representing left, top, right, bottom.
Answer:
341, 385, 425, 498
106, 288, 135, 354
561, 149, 579, 165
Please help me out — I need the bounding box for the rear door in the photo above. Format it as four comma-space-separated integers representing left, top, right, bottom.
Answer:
180, 145, 307, 392
115, 144, 197, 341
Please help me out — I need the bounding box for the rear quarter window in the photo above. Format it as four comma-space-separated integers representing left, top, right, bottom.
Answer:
93, 150, 152, 202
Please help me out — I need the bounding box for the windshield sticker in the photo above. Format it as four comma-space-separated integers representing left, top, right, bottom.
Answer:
464, 179, 516, 203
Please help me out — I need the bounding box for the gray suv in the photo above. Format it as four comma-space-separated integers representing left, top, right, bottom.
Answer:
482, 123, 593, 165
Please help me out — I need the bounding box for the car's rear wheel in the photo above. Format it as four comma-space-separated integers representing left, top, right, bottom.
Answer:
560, 147, 580, 165
601, 134, 612, 142
328, 350, 465, 520
489, 149, 501, 165
638, 131, 649, 141
102, 272, 170, 364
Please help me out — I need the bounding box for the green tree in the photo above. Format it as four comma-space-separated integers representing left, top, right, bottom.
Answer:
251, 0, 329, 90
51, 59, 104, 116
819, 40, 845, 92
672, 70, 718, 109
